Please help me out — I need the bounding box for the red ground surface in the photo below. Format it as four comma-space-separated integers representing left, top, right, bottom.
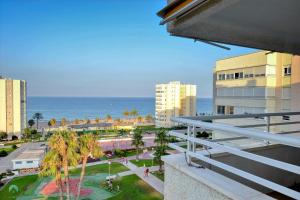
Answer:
41, 178, 93, 197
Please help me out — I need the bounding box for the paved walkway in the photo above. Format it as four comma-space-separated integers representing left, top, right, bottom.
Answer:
124, 161, 164, 194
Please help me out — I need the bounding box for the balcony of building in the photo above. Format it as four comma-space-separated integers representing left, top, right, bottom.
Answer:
163, 112, 300, 200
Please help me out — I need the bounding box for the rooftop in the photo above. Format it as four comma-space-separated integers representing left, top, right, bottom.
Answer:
12, 149, 45, 161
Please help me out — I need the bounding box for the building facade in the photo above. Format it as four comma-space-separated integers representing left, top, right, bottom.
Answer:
213, 51, 300, 133
155, 81, 196, 127
0, 77, 27, 138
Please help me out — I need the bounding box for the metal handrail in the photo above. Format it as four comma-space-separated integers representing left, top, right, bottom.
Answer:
168, 112, 300, 199
171, 117, 300, 148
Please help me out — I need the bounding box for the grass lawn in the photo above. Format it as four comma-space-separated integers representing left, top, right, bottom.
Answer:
108, 174, 163, 200
0, 174, 38, 199
70, 162, 129, 175
130, 159, 159, 167
151, 171, 164, 181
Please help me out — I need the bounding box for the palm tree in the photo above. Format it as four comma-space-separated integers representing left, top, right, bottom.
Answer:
123, 110, 129, 119
95, 117, 100, 123
28, 119, 35, 128
49, 131, 79, 200
74, 119, 80, 125
40, 150, 64, 200
154, 129, 168, 172
49, 118, 57, 127
137, 116, 143, 123
131, 128, 144, 160
33, 112, 43, 130
61, 118, 67, 126
106, 114, 112, 122
76, 134, 102, 200
130, 109, 138, 119
145, 114, 153, 122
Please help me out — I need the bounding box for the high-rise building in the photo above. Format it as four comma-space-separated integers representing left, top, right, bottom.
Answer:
155, 81, 196, 128
213, 51, 300, 133
0, 77, 27, 138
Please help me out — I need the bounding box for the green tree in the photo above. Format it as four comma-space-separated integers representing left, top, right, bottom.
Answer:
0, 132, 7, 141
49, 131, 79, 200
76, 134, 102, 200
40, 150, 64, 200
23, 128, 32, 141
131, 128, 144, 160
33, 113, 43, 130
28, 119, 35, 128
154, 129, 168, 172
61, 118, 67, 126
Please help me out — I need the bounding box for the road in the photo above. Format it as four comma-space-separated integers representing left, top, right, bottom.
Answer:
0, 142, 46, 173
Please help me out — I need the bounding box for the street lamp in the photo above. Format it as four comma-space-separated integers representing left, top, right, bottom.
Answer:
152, 147, 154, 166
108, 160, 111, 177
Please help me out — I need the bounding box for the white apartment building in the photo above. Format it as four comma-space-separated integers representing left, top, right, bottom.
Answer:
155, 81, 196, 128
0, 77, 27, 138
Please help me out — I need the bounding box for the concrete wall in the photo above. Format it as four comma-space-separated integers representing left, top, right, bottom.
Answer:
164, 162, 232, 200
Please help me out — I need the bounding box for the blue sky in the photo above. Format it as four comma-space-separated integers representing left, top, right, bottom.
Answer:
0, 0, 256, 98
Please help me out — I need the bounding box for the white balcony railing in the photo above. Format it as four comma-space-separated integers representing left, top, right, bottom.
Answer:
168, 112, 300, 199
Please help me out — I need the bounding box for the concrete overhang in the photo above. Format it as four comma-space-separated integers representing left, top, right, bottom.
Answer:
157, 0, 300, 55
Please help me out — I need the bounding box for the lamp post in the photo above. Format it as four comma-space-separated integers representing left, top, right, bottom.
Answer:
108, 160, 111, 177
152, 147, 154, 166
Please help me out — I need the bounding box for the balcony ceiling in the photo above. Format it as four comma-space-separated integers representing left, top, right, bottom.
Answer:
157, 0, 300, 55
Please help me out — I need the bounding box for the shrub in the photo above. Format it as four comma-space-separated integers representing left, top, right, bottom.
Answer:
12, 144, 17, 149
0, 150, 8, 157
114, 149, 125, 157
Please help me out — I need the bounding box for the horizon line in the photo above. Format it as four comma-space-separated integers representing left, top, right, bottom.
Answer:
27, 95, 213, 98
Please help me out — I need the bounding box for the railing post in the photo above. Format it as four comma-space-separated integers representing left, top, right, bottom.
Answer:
266, 116, 270, 132
187, 125, 192, 163
192, 125, 196, 152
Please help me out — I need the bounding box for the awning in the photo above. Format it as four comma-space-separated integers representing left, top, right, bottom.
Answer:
157, 0, 300, 55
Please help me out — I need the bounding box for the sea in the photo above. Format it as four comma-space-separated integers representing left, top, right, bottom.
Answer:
27, 97, 213, 121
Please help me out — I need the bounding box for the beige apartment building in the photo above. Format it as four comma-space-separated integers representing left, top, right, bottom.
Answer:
155, 81, 196, 128
213, 51, 300, 133
0, 77, 27, 138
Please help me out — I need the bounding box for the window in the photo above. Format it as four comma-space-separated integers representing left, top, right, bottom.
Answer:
228, 106, 234, 115
218, 74, 226, 80
284, 66, 291, 76
235, 72, 243, 79
26, 161, 34, 164
217, 105, 225, 115
15, 161, 22, 164
226, 74, 234, 80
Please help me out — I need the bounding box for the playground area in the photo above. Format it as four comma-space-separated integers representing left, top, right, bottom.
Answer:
16, 173, 118, 200
0, 162, 163, 200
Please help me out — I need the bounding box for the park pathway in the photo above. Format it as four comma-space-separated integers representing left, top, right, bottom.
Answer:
124, 161, 164, 194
